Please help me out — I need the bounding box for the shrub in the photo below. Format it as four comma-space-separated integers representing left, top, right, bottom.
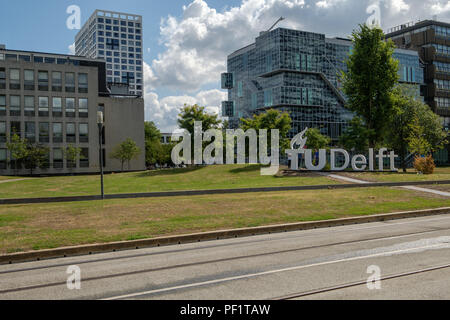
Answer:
413, 155, 436, 175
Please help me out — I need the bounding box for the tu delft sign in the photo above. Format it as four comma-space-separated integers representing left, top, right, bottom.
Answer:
171, 122, 398, 175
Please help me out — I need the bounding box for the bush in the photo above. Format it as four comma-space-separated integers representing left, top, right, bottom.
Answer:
413, 155, 436, 175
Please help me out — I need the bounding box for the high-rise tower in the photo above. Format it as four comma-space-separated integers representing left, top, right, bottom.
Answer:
75, 10, 143, 97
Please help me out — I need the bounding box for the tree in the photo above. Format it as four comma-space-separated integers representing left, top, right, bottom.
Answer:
240, 109, 292, 153
64, 145, 82, 174
339, 116, 371, 153
342, 24, 399, 148
386, 86, 422, 172
145, 121, 163, 167
24, 144, 49, 176
305, 128, 331, 150
145, 121, 162, 143
414, 100, 448, 153
178, 104, 222, 136
386, 86, 447, 171
177, 104, 222, 163
109, 138, 141, 172
6, 134, 28, 174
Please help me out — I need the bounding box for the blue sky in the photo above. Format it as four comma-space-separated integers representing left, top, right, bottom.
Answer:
0, 0, 238, 65
1, 0, 449, 131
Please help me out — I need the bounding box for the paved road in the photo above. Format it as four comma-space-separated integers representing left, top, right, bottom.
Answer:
1, 214, 450, 300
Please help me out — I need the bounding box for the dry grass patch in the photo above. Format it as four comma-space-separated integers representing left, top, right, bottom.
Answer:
0, 187, 449, 254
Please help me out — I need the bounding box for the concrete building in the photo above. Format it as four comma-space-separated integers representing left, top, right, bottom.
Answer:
0, 47, 145, 175
75, 10, 143, 97
160, 133, 172, 145
221, 27, 423, 142
386, 19, 450, 165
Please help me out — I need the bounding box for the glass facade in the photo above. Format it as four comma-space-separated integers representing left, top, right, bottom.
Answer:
223, 28, 423, 141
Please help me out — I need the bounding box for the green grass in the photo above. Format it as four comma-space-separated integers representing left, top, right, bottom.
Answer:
0, 187, 448, 254
339, 167, 450, 183
0, 165, 338, 199
0, 176, 22, 181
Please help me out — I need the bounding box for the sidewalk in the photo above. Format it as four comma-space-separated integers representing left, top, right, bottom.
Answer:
320, 173, 450, 197
0, 178, 31, 184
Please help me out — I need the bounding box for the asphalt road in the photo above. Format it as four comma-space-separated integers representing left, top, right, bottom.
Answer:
1, 214, 450, 300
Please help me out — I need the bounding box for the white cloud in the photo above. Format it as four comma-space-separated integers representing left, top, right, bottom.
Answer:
68, 43, 75, 55
316, 0, 348, 9
144, 88, 227, 132
430, 0, 450, 14
144, 0, 450, 130
146, 0, 308, 92
388, 0, 410, 14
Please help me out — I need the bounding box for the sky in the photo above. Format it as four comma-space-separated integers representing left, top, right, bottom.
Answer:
1, 0, 450, 132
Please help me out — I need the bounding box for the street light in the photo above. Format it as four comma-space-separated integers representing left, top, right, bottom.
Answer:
97, 111, 104, 199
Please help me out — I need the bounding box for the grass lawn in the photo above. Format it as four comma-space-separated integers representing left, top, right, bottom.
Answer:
338, 167, 450, 183
0, 165, 338, 199
0, 187, 448, 254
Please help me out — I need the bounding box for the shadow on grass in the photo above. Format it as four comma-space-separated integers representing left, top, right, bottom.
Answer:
136, 166, 205, 177
229, 164, 262, 174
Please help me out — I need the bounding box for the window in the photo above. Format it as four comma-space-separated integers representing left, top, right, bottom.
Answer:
79, 98, 88, 117
0, 95, 6, 116
53, 148, 63, 169
65, 72, 75, 92
65, 98, 75, 117
78, 73, 88, 93
0, 122, 6, 143
25, 122, 36, 143
39, 122, 49, 143
52, 123, 62, 143
10, 69, 20, 90
38, 97, 49, 117
0, 149, 6, 169
66, 123, 76, 143
52, 97, 62, 117
0, 68, 5, 89
24, 96, 35, 116
10, 95, 21, 116
79, 123, 89, 143
52, 72, 62, 92
237, 81, 243, 97
251, 93, 257, 110
10, 121, 21, 137
38, 71, 49, 91
24, 70, 35, 90
264, 89, 273, 107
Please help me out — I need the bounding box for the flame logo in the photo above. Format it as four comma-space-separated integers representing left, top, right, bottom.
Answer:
290, 127, 308, 150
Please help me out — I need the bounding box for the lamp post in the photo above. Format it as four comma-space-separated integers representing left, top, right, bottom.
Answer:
97, 111, 104, 199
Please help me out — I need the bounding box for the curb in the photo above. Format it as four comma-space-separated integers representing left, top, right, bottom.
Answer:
1, 207, 449, 265
1, 180, 450, 205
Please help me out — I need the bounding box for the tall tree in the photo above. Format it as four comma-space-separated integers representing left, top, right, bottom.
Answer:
386, 87, 417, 172
144, 121, 163, 167
342, 24, 399, 148
339, 116, 371, 153
386, 86, 448, 171
145, 121, 162, 142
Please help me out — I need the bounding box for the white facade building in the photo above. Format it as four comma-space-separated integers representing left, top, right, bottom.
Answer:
75, 10, 143, 97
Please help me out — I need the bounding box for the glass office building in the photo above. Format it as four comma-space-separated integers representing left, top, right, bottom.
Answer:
222, 28, 423, 141
386, 20, 450, 165
75, 10, 143, 97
